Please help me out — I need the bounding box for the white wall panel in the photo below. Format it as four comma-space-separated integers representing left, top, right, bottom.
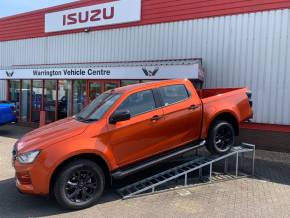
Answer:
0, 9, 289, 125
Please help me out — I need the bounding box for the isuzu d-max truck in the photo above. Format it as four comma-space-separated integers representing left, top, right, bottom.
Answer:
12, 79, 253, 209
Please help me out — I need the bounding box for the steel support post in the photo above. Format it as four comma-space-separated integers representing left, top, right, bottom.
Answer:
209, 163, 212, 181
235, 152, 239, 177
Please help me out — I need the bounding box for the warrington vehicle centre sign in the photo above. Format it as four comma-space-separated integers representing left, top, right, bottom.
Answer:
0, 64, 201, 80
45, 0, 141, 33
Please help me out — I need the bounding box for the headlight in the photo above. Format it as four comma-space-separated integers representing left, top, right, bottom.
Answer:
17, 150, 40, 164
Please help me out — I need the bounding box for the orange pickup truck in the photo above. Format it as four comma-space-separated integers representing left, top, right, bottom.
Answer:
12, 79, 253, 209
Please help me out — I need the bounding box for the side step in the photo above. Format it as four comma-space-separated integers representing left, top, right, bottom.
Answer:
117, 143, 255, 199
112, 140, 206, 179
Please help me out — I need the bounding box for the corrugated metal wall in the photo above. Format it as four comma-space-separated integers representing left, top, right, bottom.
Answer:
1, 0, 289, 41
0, 80, 7, 100
0, 9, 289, 125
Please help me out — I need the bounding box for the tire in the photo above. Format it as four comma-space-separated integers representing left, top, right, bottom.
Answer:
54, 159, 105, 210
206, 120, 235, 155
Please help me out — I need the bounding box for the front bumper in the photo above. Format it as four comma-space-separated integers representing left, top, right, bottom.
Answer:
13, 160, 51, 195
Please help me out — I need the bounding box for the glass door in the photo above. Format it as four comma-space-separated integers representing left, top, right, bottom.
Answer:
104, 80, 120, 91
31, 80, 43, 122
87, 80, 120, 102
88, 81, 102, 102
21, 80, 31, 122
58, 80, 72, 119
9, 80, 21, 120
73, 80, 87, 114
44, 80, 57, 123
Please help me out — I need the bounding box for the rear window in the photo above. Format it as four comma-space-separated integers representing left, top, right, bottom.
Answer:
159, 85, 189, 106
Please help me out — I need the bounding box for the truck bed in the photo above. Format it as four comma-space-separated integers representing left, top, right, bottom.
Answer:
198, 88, 244, 99
197, 86, 252, 139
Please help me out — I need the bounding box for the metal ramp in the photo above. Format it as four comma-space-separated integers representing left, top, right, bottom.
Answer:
117, 143, 255, 199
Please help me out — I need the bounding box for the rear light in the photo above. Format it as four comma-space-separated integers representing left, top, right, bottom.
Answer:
249, 101, 253, 107
246, 91, 253, 107
16, 171, 32, 185
246, 91, 252, 99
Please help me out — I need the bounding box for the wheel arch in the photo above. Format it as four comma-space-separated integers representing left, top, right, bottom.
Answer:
49, 153, 111, 195
208, 112, 240, 136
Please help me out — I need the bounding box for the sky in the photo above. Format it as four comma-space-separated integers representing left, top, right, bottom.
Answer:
0, 0, 78, 18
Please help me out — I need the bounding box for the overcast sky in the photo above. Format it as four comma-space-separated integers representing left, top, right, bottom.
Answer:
0, 0, 78, 18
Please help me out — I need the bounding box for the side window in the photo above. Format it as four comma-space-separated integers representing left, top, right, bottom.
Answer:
159, 85, 189, 106
115, 90, 156, 116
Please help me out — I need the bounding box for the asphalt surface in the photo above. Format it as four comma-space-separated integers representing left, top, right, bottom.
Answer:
1, 124, 290, 218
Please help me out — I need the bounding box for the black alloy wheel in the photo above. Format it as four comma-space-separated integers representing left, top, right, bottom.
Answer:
65, 169, 99, 204
54, 159, 105, 210
206, 120, 235, 155
215, 125, 234, 151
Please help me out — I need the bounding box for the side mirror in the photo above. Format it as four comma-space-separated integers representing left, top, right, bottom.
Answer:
109, 110, 131, 124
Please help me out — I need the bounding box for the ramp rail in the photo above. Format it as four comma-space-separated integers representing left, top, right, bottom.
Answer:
117, 143, 255, 199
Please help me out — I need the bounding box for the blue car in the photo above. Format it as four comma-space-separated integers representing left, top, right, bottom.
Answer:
0, 102, 17, 125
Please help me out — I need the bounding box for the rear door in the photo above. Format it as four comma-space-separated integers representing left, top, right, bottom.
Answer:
157, 84, 203, 149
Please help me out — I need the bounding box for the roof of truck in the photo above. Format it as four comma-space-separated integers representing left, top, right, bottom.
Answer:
114, 79, 189, 93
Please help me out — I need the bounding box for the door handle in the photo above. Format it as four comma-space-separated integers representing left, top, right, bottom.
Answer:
188, 105, 199, 110
151, 115, 162, 121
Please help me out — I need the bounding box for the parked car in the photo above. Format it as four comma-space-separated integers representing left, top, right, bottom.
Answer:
12, 79, 253, 209
0, 100, 16, 110
0, 103, 17, 125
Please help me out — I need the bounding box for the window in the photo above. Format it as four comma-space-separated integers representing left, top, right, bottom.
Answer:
58, 80, 72, 119
31, 80, 43, 122
159, 85, 189, 106
44, 80, 57, 122
73, 80, 87, 114
105, 82, 118, 91
9, 80, 20, 119
121, 80, 139, 86
115, 90, 156, 117
76, 92, 121, 121
21, 80, 31, 122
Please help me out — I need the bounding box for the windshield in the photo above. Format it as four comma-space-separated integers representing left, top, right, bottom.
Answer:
75, 92, 121, 122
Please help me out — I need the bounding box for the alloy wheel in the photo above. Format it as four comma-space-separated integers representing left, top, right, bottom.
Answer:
65, 169, 99, 203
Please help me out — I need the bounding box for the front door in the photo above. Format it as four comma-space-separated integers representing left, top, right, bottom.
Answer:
106, 89, 165, 166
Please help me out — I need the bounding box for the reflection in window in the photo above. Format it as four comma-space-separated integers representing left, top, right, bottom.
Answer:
159, 85, 189, 106
44, 80, 57, 123
140, 80, 160, 83
9, 80, 20, 118
32, 80, 43, 122
21, 80, 31, 122
105, 82, 118, 91
121, 80, 139, 86
58, 80, 72, 119
89, 82, 101, 101
115, 90, 156, 117
73, 80, 86, 114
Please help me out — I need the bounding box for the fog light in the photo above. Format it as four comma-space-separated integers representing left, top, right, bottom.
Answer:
16, 171, 32, 185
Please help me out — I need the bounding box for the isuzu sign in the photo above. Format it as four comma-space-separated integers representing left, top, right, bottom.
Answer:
45, 0, 141, 33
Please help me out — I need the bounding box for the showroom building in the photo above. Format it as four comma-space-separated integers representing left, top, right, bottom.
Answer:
0, 0, 290, 131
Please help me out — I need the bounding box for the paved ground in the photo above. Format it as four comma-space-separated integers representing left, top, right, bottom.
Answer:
1, 124, 290, 218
